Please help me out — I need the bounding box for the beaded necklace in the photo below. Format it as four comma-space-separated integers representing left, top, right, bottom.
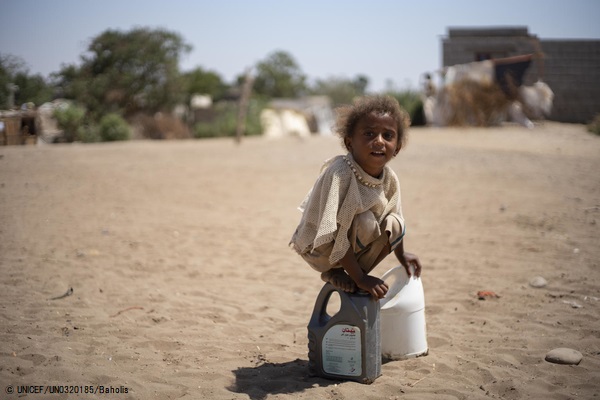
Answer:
342, 155, 383, 188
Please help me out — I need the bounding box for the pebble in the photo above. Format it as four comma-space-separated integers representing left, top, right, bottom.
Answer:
529, 276, 548, 288
545, 348, 583, 365
562, 300, 582, 308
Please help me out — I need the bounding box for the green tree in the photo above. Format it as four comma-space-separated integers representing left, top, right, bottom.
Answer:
252, 50, 306, 99
56, 27, 191, 119
13, 72, 53, 106
0, 53, 52, 108
0, 53, 24, 108
311, 74, 370, 106
182, 67, 227, 103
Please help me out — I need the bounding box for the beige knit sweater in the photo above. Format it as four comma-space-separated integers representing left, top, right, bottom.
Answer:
290, 153, 404, 265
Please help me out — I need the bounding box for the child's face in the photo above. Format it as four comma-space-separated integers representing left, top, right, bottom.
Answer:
344, 112, 400, 178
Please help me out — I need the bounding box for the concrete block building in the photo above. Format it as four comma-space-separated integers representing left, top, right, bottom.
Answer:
441, 27, 600, 123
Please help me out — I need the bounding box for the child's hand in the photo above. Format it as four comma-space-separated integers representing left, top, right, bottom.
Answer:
398, 252, 422, 277
357, 275, 389, 299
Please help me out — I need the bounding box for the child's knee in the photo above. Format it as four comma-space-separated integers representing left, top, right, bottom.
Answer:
301, 241, 335, 273
351, 211, 381, 251
383, 213, 405, 250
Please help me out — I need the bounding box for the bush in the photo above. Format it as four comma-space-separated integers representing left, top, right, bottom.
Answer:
193, 99, 264, 139
53, 104, 86, 142
194, 102, 236, 138
385, 90, 425, 126
77, 125, 101, 143
587, 114, 600, 136
98, 113, 131, 141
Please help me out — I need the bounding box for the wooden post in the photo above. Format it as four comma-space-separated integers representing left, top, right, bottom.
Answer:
6, 83, 19, 109
235, 68, 255, 144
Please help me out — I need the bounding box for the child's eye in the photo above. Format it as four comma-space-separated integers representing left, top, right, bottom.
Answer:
364, 131, 374, 137
383, 132, 396, 140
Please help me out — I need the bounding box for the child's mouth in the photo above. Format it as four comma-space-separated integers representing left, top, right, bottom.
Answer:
371, 151, 385, 157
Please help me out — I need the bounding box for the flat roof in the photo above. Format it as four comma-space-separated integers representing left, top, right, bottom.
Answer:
447, 27, 530, 37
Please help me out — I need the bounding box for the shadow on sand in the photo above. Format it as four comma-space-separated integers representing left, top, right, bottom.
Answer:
228, 358, 337, 400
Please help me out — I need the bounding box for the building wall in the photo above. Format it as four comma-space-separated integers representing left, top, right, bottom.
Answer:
539, 40, 600, 123
441, 27, 600, 123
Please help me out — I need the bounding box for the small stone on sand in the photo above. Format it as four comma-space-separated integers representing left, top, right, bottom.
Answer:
529, 276, 548, 288
545, 348, 583, 365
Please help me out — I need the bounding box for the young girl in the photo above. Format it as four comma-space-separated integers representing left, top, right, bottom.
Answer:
290, 95, 422, 299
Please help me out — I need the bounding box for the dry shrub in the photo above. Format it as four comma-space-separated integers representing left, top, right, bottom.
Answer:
443, 80, 511, 126
129, 113, 192, 140
587, 114, 600, 136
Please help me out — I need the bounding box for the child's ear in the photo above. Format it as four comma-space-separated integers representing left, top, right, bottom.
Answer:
394, 144, 402, 156
344, 136, 353, 151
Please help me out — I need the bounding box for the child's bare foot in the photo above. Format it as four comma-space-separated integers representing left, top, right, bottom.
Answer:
321, 269, 356, 293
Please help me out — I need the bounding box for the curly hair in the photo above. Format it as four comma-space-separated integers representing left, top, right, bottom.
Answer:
334, 95, 411, 152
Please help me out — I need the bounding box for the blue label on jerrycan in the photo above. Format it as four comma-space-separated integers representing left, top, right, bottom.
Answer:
307, 283, 381, 384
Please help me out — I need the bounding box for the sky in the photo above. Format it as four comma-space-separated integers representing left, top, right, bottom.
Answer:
1, 0, 599, 92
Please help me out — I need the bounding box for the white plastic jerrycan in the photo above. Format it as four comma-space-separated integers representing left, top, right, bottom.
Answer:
379, 265, 428, 360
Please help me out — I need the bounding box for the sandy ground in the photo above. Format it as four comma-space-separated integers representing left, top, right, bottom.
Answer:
0, 122, 599, 400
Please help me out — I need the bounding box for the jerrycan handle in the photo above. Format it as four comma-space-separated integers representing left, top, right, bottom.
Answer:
310, 282, 360, 326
